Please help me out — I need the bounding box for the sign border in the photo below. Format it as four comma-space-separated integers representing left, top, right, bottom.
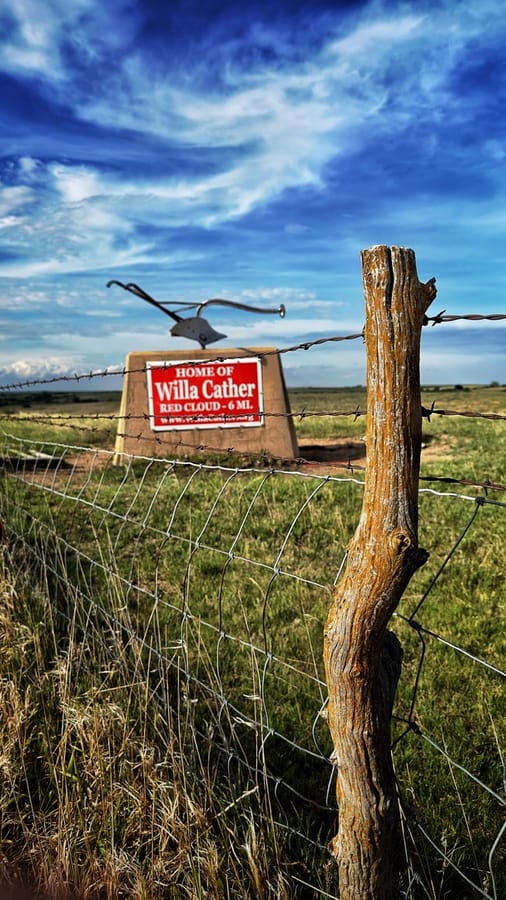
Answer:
146, 356, 264, 431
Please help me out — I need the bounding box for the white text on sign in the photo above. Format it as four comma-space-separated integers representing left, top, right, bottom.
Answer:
146, 357, 264, 430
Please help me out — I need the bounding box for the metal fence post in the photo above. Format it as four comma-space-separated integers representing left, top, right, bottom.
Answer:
324, 245, 436, 898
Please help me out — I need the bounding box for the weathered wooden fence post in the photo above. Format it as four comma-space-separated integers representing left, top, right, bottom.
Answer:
323, 245, 436, 899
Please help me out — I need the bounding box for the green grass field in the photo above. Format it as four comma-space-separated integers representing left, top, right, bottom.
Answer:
0, 385, 504, 898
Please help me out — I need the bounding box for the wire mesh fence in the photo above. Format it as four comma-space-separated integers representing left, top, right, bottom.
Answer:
0, 307, 505, 897
0, 418, 504, 898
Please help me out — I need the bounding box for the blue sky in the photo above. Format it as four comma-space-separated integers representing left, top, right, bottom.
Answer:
1, 0, 506, 388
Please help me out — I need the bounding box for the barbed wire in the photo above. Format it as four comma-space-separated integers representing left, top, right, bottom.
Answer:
1, 307, 506, 393
423, 311, 506, 325
4, 430, 506, 504
0, 330, 365, 392
421, 404, 506, 422
4, 418, 506, 498
0, 432, 504, 899
1, 308, 505, 896
3, 398, 506, 425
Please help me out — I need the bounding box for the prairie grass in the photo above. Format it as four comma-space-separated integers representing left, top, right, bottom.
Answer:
0, 384, 504, 898
0, 543, 336, 898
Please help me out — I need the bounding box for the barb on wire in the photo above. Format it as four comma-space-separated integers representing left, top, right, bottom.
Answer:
0, 407, 368, 425
4, 399, 506, 425
422, 404, 506, 422
0, 330, 365, 392
423, 311, 506, 326
420, 473, 506, 496
1, 429, 505, 899
2, 304, 506, 392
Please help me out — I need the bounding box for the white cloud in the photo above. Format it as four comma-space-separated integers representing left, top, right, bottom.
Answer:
0, 239, 155, 277
18, 156, 40, 175
0, 215, 25, 229
329, 13, 424, 58
1, 0, 137, 81
2, 0, 506, 388
0, 355, 80, 377
220, 316, 360, 343
284, 344, 366, 387
61, 3, 505, 234
0, 185, 35, 216
3, 1, 506, 274
49, 164, 103, 203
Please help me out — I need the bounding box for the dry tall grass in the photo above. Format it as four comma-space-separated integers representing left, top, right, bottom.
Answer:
0, 545, 322, 898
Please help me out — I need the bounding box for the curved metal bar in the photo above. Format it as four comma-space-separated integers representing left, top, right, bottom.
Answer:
196, 298, 286, 319
106, 280, 183, 322
106, 282, 287, 349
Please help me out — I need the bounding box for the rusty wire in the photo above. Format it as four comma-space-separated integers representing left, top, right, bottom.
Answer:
1, 428, 504, 900
423, 311, 506, 325
3, 416, 506, 495
0, 330, 365, 392
1, 399, 506, 424
0, 308, 505, 392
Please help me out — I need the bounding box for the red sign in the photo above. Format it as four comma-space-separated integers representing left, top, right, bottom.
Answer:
146, 357, 264, 430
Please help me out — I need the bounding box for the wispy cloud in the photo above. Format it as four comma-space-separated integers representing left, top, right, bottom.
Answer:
1, 0, 506, 385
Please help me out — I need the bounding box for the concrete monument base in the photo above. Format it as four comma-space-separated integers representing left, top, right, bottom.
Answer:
113, 347, 298, 463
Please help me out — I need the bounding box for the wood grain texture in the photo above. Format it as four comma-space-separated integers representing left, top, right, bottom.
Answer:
324, 246, 436, 899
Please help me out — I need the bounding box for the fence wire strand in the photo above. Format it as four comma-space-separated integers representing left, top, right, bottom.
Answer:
0, 314, 505, 897
1, 425, 504, 898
